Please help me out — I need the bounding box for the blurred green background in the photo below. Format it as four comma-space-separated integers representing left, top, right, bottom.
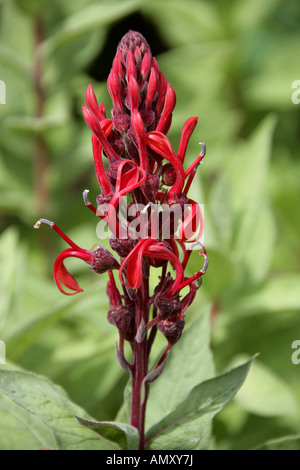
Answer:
0, 0, 300, 450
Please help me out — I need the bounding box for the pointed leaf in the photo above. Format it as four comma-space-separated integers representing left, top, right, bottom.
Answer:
0, 367, 112, 450
145, 357, 254, 447
255, 435, 300, 451
75, 417, 139, 450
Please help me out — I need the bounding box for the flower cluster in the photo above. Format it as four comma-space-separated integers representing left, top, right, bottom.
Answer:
34, 32, 208, 431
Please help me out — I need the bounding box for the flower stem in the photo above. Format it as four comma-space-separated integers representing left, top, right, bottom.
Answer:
130, 265, 150, 450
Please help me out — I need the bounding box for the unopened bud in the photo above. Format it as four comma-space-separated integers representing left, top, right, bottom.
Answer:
109, 236, 135, 257
92, 246, 119, 274
157, 317, 185, 345
107, 305, 134, 334
154, 291, 181, 320
140, 174, 160, 202
162, 163, 176, 186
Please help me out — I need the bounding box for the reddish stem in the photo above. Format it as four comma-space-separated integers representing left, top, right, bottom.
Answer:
130, 265, 150, 450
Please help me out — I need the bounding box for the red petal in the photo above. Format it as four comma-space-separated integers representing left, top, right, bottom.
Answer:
53, 249, 92, 295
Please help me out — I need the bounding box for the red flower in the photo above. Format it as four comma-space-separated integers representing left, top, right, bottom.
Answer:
35, 30, 209, 449
34, 219, 119, 295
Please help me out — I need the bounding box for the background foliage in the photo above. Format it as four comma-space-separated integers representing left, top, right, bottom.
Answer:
0, 0, 300, 450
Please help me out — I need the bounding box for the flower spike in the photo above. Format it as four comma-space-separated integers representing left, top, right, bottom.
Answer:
36, 30, 208, 450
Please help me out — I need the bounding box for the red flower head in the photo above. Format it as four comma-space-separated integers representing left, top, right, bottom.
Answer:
35, 31, 208, 444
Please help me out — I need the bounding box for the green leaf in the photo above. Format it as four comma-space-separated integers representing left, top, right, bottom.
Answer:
142, 0, 222, 46
5, 280, 108, 360
75, 416, 139, 450
233, 357, 299, 417
229, 115, 277, 281
0, 45, 31, 78
229, 275, 300, 317
0, 227, 26, 329
255, 434, 300, 451
15, 0, 48, 16
145, 356, 254, 449
41, 0, 140, 55
145, 309, 214, 450
0, 366, 112, 450
146, 310, 214, 427
230, 0, 281, 32
4, 114, 68, 135
116, 308, 215, 450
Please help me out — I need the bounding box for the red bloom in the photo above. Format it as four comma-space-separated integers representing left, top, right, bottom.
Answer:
34, 219, 119, 295
35, 30, 209, 449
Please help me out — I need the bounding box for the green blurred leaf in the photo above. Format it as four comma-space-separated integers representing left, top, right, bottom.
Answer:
15, 0, 48, 16
41, 0, 140, 55
230, 275, 300, 317
0, 45, 31, 78
5, 281, 107, 360
230, 0, 281, 32
145, 357, 254, 449
0, 227, 27, 329
229, 115, 277, 280
76, 416, 139, 450
4, 114, 68, 135
143, 0, 222, 46
255, 434, 300, 451
243, 36, 300, 110
0, 366, 111, 450
232, 356, 299, 417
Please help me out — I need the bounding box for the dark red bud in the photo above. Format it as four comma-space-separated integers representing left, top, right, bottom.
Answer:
162, 163, 176, 186
140, 173, 160, 202
109, 236, 135, 257
157, 317, 185, 345
107, 305, 134, 333
119, 30, 150, 62
92, 246, 119, 274
112, 109, 130, 132
154, 291, 181, 320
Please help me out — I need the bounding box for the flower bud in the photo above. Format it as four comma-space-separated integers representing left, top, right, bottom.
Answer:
107, 305, 134, 333
154, 291, 181, 320
157, 317, 185, 345
109, 236, 135, 257
140, 174, 160, 202
92, 246, 119, 274
162, 163, 176, 186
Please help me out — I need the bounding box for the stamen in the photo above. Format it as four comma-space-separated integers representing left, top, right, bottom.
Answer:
34, 218, 81, 251
83, 189, 105, 219
34, 218, 53, 229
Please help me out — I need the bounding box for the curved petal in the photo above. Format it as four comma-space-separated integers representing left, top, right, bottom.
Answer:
53, 249, 93, 296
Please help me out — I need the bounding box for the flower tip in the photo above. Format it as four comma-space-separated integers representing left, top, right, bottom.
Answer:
34, 218, 53, 229
199, 142, 206, 156
83, 189, 90, 206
